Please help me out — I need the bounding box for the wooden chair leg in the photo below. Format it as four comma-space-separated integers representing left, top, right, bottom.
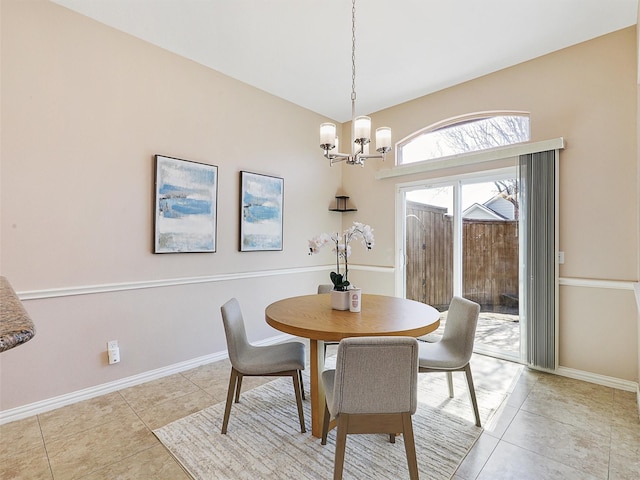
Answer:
464, 364, 481, 427
221, 369, 239, 434
333, 415, 349, 480
402, 413, 419, 480
292, 372, 306, 433
234, 374, 243, 403
321, 402, 331, 445
389, 433, 396, 443
299, 370, 306, 401
447, 371, 454, 398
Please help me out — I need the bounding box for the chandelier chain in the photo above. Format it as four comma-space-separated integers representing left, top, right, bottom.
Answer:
351, 0, 356, 103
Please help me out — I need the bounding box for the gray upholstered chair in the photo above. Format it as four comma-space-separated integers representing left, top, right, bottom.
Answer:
220, 298, 306, 434
317, 284, 333, 294
321, 336, 420, 480
418, 295, 481, 427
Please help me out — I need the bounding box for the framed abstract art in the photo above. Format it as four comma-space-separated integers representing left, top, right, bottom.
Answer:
154, 155, 218, 253
239, 171, 283, 252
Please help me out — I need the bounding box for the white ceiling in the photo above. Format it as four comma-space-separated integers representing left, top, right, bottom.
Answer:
52, 0, 637, 122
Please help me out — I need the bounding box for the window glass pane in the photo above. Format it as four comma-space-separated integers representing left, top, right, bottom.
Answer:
399, 115, 530, 165
461, 179, 521, 357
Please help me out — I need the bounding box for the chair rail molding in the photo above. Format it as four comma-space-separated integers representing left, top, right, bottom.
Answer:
16, 266, 335, 300
558, 277, 638, 290
16, 265, 396, 301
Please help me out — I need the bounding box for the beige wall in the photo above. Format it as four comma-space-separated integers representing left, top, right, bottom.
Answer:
1, 1, 638, 415
0, 0, 342, 411
347, 27, 639, 382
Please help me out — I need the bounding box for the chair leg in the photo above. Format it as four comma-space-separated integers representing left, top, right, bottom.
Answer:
321, 403, 331, 445
401, 413, 419, 480
333, 414, 349, 480
234, 374, 243, 403
299, 370, 306, 401
292, 372, 306, 433
446, 371, 454, 398
221, 369, 239, 434
464, 364, 481, 427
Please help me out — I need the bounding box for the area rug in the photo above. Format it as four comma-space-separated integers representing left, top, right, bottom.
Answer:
154, 369, 510, 480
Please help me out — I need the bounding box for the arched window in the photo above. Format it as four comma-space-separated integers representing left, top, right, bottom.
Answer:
397, 113, 530, 165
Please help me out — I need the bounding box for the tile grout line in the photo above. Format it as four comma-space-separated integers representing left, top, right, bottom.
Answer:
35, 414, 55, 480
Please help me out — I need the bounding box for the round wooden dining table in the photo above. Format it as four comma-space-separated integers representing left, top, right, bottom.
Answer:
265, 293, 440, 437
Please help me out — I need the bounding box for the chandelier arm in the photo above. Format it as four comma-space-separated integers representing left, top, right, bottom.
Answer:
324, 151, 351, 166
357, 153, 385, 160
329, 155, 349, 166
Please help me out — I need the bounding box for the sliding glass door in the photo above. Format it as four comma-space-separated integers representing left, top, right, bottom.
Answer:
400, 169, 523, 362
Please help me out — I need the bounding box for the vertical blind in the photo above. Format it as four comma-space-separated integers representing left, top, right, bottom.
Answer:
519, 150, 557, 370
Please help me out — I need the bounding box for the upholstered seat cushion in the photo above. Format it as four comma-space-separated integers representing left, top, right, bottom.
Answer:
235, 341, 305, 375
418, 341, 467, 370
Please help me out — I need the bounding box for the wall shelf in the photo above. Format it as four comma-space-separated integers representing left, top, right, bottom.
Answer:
329, 195, 357, 212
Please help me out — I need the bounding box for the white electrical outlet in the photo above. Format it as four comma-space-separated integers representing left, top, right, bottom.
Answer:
108, 347, 120, 364
107, 340, 120, 365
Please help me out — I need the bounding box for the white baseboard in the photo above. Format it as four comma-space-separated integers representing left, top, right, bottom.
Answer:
0, 333, 292, 426
555, 366, 638, 392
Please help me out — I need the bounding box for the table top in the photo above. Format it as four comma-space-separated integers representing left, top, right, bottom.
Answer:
265, 293, 440, 342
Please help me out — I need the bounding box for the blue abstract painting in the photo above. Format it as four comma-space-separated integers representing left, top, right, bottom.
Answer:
155, 155, 218, 253
240, 171, 283, 251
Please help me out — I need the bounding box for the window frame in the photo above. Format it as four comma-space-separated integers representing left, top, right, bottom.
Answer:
396, 111, 531, 167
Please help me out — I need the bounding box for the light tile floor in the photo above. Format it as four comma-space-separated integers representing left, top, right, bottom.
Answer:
1, 351, 638, 479
453, 356, 640, 480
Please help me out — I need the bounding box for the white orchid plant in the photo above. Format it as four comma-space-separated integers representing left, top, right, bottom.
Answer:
308, 222, 375, 291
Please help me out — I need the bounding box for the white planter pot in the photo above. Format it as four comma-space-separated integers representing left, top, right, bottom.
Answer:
330, 290, 350, 311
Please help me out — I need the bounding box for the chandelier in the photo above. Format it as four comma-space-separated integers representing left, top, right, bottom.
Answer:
319, 0, 391, 167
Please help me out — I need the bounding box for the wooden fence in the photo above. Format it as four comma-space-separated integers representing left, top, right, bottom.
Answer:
406, 201, 519, 310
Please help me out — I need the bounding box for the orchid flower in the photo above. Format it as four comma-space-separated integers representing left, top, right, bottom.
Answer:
308, 233, 331, 255
308, 222, 374, 291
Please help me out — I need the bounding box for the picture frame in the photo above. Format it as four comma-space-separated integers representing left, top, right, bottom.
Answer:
239, 171, 284, 252
154, 155, 218, 253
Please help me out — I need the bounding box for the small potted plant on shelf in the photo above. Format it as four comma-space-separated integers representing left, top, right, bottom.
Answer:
308, 222, 374, 310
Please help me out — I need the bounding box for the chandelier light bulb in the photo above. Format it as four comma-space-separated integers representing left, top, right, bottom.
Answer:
320, 123, 337, 149
354, 116, 371, 142
375, 127, 392, 152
